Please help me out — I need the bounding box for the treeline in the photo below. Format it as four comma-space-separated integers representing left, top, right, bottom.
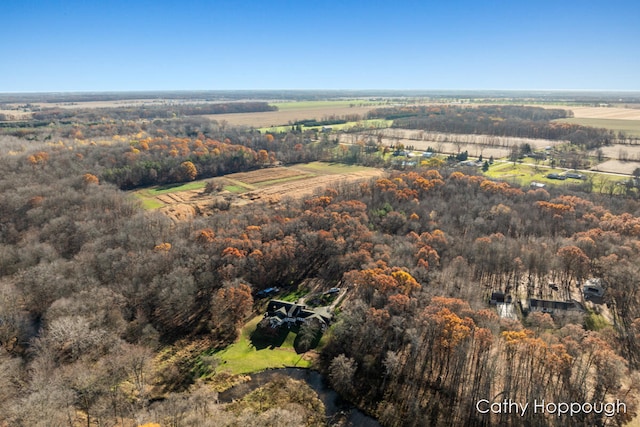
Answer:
30, 101, 276, 122
5, 118, 338, 189
99, 137, 270, 189
368, 105, 618, 149
293, 118, 347, 127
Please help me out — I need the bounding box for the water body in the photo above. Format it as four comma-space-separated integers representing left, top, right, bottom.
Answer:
218, 367, 381, 426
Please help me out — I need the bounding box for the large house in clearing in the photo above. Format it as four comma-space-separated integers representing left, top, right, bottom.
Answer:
263, 300, 333, 330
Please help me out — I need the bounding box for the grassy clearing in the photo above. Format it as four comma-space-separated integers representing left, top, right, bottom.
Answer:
293, 161, 374, 175
484, 162, 588, 187
131, 180, 207, 210
145, 181, 207, 195
214, 316, 312, 375
555, 118, 640, 138
132, 193, 165, 209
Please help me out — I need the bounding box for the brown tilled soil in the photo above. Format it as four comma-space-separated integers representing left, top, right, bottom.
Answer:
592, 159, 640, 175
152, 165, 384, 222
569, 106, 640, 120
592, 144, 640, 162
204, 105, 377, 128
225, 167, 309, 184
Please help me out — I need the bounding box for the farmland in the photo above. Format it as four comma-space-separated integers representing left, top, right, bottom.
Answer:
555, 117, 640, 138
549, 105, 640, 137
568, 106, 640, 120
131, 162, 384, 221
339, 128, 564, 158
203, 104, 378, 128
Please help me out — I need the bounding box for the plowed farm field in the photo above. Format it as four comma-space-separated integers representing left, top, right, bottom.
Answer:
132, 162, 384, 222
203, 105, 377, 128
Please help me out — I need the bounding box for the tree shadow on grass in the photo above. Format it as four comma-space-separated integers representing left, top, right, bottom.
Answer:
250, 323, 294, 350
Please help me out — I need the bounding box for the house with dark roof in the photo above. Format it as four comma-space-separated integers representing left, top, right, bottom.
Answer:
264, 300, 332, 330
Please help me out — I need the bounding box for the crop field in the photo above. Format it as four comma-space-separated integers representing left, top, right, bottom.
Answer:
568, 106, 640, 120
591, 144, 640, 162
593, 159, 640, 175
555, 117, 640, 137
203, 105, 378, 128
131, 162, 384, 221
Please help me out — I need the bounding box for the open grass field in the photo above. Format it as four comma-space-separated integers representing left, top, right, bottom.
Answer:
213, 316, 312, 375
484, 161, 629, 189
555, 117, 640, 138
484, 162, 576, 187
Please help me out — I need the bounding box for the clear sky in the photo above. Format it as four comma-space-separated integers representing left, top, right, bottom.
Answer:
2, 0, 639, 92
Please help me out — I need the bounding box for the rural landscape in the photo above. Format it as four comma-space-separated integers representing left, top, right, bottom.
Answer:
1, 89, 640, 427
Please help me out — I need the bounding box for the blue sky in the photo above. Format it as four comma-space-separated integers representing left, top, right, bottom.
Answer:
2, 0, 639, 92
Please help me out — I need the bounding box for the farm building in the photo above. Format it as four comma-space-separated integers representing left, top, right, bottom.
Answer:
263, 300, 332, 330
526, 298, 584, 314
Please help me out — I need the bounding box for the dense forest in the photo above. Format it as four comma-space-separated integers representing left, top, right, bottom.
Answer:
1, 104, 640, 426
368, 105, 618, 149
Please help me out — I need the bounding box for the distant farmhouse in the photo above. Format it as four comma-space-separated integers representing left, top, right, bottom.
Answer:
262, 300, 333, 331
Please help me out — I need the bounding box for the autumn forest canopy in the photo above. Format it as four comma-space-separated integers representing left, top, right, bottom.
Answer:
1, 93, 640, 426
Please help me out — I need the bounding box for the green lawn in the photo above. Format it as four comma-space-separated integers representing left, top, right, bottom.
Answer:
214, 316, 312, 375
134, 194, 165, 209
145, 181, 207, 195
131, 180, 207, 210
484, 162, 585, 187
